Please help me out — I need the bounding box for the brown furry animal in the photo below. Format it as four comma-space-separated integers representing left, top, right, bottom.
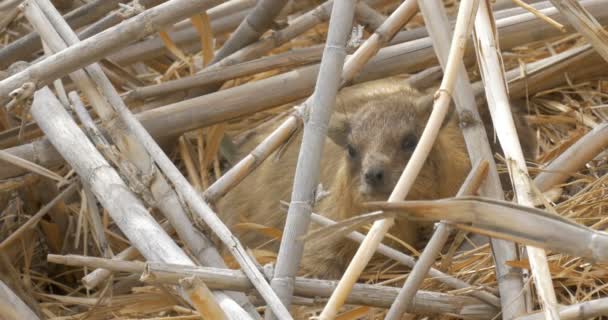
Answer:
217, 77, 474, 279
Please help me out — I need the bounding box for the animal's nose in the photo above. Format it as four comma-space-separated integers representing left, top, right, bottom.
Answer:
364, 167, 384, 186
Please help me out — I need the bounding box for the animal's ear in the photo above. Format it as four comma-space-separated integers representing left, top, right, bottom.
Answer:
327, 113, 351, 147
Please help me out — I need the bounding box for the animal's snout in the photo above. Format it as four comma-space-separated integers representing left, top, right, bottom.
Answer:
364, 167, 385, 186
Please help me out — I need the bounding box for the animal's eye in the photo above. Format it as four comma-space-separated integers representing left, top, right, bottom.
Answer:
401, 134, 418, 151
347, 144, 358, 158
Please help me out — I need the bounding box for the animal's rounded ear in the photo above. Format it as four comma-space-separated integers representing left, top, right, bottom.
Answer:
327, 112, 351, 147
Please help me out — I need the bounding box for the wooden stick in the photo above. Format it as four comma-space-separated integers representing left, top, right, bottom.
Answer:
267, 1, 355, 317
27, 2, 259, 317
510, 0, 566, 31
212, 0, 289, 63
47, 254, 500, 318
548, 0, 608, 63
415, 0, 526, 317
125, 46, 323, 101
0, 183, 77, 252
0, 280, 40, 320
472, 1, 559, 318
515, 298, 608, 320
180, 277, 228, 320
318, 0, 480, 318
385, 160, 488, 319
0, 0, 124, 69
0, 0, 224, 102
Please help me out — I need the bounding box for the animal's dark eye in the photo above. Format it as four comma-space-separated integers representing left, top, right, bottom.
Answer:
401, 134, 418, 151
347, 144, 358, 158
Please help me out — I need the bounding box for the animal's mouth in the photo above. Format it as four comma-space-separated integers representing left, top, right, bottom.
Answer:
359, 184, 391, 201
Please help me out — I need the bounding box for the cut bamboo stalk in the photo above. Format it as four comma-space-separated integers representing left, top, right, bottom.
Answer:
0, 0, 224, 103
267, 1, 354, 318
307, 212, 501, 307
534, 123, 608, 192
47, 254, 500, 318
208, 0, 333, 70
125, 46, 323, 101
355, 2, 387, 32
110, 8, 251, 65
415, 0, 526, 317
318, 1, 481, 318
3, 31, 605, 182
548, 0, 608, 63
212, 0, 289, 63
30, 2, 287, 316
0, 183, 77, 252
0, 280, 40, 320
385, 160, 488, 319
472, 0, 559, 318
0, 0, 124, 69
341, 0, 418, 83
26, 1, 259, 317
515, 298, 608, 320
180, 277, 228, 320
32, 86, 252, 320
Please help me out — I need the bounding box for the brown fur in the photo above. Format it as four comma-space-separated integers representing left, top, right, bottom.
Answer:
217, 77, 472, 279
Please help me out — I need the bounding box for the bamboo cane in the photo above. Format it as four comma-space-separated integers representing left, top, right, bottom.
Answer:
0, 0, 124, 69
25, 1, 260, 317
515, 298, 608, 320
47, 254, 500, 319
384, 160, 488, 319
472, 0, 559, 318
548, 0, 608, 63
0, 280, 40, 320
318, 0, 481, 318
0, 0, 224, 103
267, 1, 354, 318
30, 0, 284, 315
414, 0, 527, 318
355, 2, 386, 33
212, 0, 289, 63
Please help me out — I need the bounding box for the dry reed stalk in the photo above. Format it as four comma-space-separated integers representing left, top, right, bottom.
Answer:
0, 0, 124, 69
384, 161, 488, 319
355, 2, 386, 32
360, 197, 608, 262
415, 0, 526, 317
47, 254, 499, 318
548, 0, 608, 63
0, 280, 40, 320
534, 123, 608, 192
0, 149, 66, 183
212, 0, 289, 63
341, 0, 417, 83
5, 7, 606, 181
33, 7, 277, 320
180, 276, 228, 320
126, 45, 322, 101
0, 183, 76, 251
307, 212, 501, 307
515, 297, 608, 320
179, 136, 204, 192
0, 0, 224, 103
267, 1, 355, 318
510, 0, 565, 31
318, 0, 481, 318
472, 0, 559, 318
25, 1, 260, 317
209, 0, 333, 69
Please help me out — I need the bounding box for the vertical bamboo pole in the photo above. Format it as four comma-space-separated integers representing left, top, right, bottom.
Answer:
319, 0, 481, 318
212, 0, 289, 63
473, 0, 559, 318
266, 1, 355, 318
414, 0, 526, 317
385, 161, 488, 319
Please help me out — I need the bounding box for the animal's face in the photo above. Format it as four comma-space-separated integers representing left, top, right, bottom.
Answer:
328, 96, 423, 200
